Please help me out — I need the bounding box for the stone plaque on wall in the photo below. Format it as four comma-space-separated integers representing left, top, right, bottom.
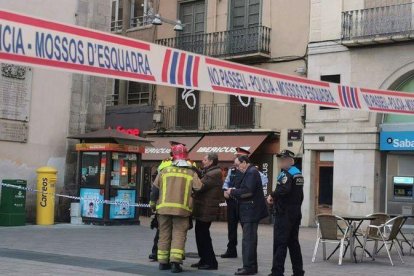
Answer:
0, 64, 33, 121
0, 119, 28, 143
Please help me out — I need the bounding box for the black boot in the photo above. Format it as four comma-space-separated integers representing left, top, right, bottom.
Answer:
159, 263, 171, 270
148, 253, 157, 261
171, 262, 183, 273
221, 250, 237, 258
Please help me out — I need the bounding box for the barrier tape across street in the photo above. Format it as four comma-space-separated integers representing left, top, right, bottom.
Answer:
1, 10, 414, 115
0, 182, 228, 207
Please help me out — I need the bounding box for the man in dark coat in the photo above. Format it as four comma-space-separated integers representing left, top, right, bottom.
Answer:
192, 153, 223, 270
226, 155, 269, 275
221, 147, 250, 258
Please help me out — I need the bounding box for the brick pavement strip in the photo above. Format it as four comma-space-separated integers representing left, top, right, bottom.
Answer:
0, 217, 413, 275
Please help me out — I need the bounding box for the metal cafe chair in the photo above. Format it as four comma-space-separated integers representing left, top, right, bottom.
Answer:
312, 214, 351, 265
410, 232, 414, 256
360, 216, 405, 266
359, 213, 390, 256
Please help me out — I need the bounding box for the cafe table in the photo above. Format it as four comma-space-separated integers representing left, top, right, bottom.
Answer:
339, 215, 376, 263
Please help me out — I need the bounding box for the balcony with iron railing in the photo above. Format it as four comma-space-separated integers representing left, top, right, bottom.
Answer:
111, 15, 152, 32
157, 103, 262, 131
342, 3, 414, 46
156, 26, 271, 61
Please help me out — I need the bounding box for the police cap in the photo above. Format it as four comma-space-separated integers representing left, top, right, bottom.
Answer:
235, 147, 250, 156
276, 149, 295, 159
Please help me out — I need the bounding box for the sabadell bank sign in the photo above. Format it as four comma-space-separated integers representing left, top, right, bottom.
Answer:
380, 131, 414, 151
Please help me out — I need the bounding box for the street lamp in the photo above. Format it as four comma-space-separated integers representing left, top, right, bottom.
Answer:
173, 20, 184, 32
151, 14, 184, 31
151, 14, 162, 25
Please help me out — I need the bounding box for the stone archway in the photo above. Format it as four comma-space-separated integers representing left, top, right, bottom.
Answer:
379, 61, 414, 123
380, 60, 414, 90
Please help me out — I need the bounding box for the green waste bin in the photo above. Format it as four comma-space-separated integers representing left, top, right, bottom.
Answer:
0, 179, 27, 226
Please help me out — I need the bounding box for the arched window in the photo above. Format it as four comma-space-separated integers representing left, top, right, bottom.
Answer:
384, 75, 414, 123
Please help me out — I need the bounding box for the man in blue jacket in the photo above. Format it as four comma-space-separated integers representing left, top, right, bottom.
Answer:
226, 155, 268, 275
267, 150, 304, 276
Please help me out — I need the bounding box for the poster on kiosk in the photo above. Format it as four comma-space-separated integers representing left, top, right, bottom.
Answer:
109, 190, 136, 219
80, 188, 104, 219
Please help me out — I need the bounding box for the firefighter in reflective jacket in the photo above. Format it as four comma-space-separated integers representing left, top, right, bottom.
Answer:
150, 144, 203, 273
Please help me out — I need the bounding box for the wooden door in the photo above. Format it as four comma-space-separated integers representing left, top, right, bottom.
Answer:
315, 152, 334, 215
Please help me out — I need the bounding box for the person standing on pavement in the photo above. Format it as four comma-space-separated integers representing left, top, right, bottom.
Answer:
221, 147, 250, 259
191, 153, 223, 270
148, 141, 199, 262
225, 155, 269, 275
150, 144, 203, 273
267, 150, 305, 276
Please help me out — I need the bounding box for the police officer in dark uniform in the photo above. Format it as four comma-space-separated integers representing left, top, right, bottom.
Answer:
267, 150, 305, 276
221, 147, 250, 258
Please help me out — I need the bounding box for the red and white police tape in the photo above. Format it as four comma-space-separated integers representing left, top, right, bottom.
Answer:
0, 182, 228, 207
0, 9, 414, 115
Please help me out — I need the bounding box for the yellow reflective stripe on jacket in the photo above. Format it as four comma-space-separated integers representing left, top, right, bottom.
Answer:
156, 202, 192, 212
161, 174, 168, 206
183, 176, 191, 209
158, 172, 194, 211
158, 160, 172, 172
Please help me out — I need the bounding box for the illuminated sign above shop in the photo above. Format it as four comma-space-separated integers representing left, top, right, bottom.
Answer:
380, 131, 414, 151
107, 126, 140, 136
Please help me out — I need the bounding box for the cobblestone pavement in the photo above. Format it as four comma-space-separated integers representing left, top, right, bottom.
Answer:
0, 217, 413, 275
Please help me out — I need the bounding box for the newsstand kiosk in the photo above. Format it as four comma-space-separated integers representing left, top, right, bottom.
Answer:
70, 129, 152, 225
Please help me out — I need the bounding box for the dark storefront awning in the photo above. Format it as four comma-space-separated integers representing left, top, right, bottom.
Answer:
142, 136, 202, 161
189, 134, 268, 161
68, 129, 153, 146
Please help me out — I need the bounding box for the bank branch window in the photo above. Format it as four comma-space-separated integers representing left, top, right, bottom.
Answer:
111, 153, 138, 188
81, 152, 106, 186
393, 176, 414, 199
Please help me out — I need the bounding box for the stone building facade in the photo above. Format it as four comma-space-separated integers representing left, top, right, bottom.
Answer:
303, 0, 414, 226
0, 0, 112, 221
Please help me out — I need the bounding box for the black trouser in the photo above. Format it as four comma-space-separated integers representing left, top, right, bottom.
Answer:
241, 222, 258, 271
151, 229, 159, 255
226, 199, 239, 254
195, 220, 218, 267
272, 208, 304, 276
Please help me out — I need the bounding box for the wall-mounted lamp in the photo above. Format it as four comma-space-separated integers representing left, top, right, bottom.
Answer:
151, 14, 162, 25
151, 14, 184, 32
173, 20, 184, 31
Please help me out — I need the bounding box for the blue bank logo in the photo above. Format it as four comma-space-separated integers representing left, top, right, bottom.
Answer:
380, 131, 414, 150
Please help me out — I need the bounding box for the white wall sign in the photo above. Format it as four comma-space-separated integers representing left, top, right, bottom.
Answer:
0, 63, 32, 121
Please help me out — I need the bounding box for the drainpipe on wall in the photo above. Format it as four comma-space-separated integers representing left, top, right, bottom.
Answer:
117, 0, 132, 105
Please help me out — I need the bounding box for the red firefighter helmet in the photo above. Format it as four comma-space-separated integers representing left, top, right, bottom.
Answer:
171, 144, 189, 160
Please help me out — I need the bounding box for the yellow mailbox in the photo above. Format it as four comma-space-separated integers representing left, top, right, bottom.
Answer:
36, 166, 57, 225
